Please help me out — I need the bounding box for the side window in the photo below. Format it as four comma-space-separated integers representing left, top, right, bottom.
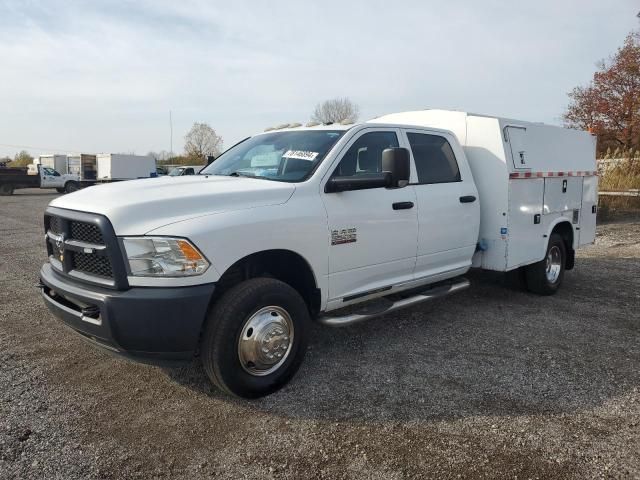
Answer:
333, 131, 399, 177
407, 133, 461, 184
184, 168, 195, 175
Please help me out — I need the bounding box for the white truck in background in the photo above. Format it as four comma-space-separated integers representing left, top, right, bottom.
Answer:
0, 164, 80, 195
34, 154, 157, 192
39, 109, 597, 398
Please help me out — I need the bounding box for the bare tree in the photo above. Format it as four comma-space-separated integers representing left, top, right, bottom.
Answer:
311, 97, 360, 124
184, 122, 223, 163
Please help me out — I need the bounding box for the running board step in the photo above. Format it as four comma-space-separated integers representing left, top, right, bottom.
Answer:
318, 278, 470, 327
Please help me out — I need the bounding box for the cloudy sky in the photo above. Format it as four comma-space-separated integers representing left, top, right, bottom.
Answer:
0, 0, 638, 158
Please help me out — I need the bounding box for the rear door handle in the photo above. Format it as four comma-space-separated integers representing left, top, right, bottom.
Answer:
459, 195, 476, 203
392, 201, 414, 210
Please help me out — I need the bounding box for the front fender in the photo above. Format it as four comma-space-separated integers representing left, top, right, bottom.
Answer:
143, 196, 331, 308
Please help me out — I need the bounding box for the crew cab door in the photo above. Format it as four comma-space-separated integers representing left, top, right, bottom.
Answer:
321, 129, 418, 306
402, 129, 479, 280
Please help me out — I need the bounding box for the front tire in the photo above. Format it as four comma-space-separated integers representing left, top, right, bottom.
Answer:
0, 184, 14, 196
525, 233, 566, 295
201, 278, 310, 398
64, 181, 80, 193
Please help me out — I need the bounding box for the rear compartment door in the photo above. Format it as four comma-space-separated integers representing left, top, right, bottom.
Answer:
505, 126, 528, 169
579, 175, 598, 246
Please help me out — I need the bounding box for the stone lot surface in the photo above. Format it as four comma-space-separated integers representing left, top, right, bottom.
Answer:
0, 189, 639, 479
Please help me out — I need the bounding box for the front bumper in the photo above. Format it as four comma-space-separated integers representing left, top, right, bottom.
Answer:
40, 263, 215, 364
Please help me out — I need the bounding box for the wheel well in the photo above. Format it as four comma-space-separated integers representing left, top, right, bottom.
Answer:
551, 221, 575, 270
213, 250, 321, 315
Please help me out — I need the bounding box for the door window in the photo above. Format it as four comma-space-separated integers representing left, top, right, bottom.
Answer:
333, 131, 399, 178
407, 133, 460, 184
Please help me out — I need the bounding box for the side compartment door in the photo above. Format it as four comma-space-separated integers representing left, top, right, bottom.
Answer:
321, 129, 418, 305
506, 126, 528, 169
403, 129, 480, 280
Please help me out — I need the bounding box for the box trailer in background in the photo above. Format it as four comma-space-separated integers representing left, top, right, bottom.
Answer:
67, 154, 98, 181
35, 155, 69, 174
96, 154, 156, 180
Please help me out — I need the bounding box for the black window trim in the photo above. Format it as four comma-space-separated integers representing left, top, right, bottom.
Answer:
403, 129, 463, 186
326, 128, 401, 190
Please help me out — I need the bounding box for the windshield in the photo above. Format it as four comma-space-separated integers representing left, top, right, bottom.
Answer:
168, 167, 185, 176
200, 130, 346, 182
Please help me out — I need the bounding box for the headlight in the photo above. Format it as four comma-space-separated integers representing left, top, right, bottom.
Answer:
122, 237, 209, 277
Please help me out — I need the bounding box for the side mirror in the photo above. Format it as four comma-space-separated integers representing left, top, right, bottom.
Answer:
325, 172, 391, 193
382, 147, 410, 188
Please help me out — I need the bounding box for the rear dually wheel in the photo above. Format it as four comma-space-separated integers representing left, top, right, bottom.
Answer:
525, 233, 566, 295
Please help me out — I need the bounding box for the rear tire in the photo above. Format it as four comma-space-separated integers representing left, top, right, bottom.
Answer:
64, 181, 80, 193
201, 278, 310, 399
0, 184, 14, 196
525, 233, 566, 295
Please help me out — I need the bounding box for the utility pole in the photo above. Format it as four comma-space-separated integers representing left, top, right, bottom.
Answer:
169, 110, 173, 158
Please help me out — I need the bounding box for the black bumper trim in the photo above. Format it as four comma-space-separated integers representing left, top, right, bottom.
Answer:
40, 263, 215, 363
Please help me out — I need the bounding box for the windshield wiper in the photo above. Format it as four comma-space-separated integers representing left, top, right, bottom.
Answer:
228, 171, 254, 177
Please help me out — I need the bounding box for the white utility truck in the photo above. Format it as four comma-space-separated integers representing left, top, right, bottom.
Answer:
0, 164, 80, 195
39, 110, 597, 398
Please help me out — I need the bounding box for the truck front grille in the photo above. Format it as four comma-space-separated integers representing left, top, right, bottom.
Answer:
72, 252, 113, 278
70, 221, 103, 244
44, 209, 126, 289
48, 216, 63, 234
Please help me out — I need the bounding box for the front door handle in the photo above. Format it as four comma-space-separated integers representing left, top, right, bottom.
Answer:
459, 195, 476, 203
392, 201, 414, 210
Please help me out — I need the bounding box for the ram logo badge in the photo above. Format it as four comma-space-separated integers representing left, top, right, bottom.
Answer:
331, 228, 357, 245
54, 232, 65, 262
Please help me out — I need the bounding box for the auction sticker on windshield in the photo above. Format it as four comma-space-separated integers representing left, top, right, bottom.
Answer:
283, 150, 319, 161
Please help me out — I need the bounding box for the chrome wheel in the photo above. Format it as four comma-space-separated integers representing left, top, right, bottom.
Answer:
545, 245, 562, 284
238, 306, 294, 376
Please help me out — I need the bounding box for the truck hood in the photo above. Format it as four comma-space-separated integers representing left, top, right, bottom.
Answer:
49, 175, 295, 235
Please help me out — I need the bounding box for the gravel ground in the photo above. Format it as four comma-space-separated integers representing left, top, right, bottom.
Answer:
1, 189, 639, 479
